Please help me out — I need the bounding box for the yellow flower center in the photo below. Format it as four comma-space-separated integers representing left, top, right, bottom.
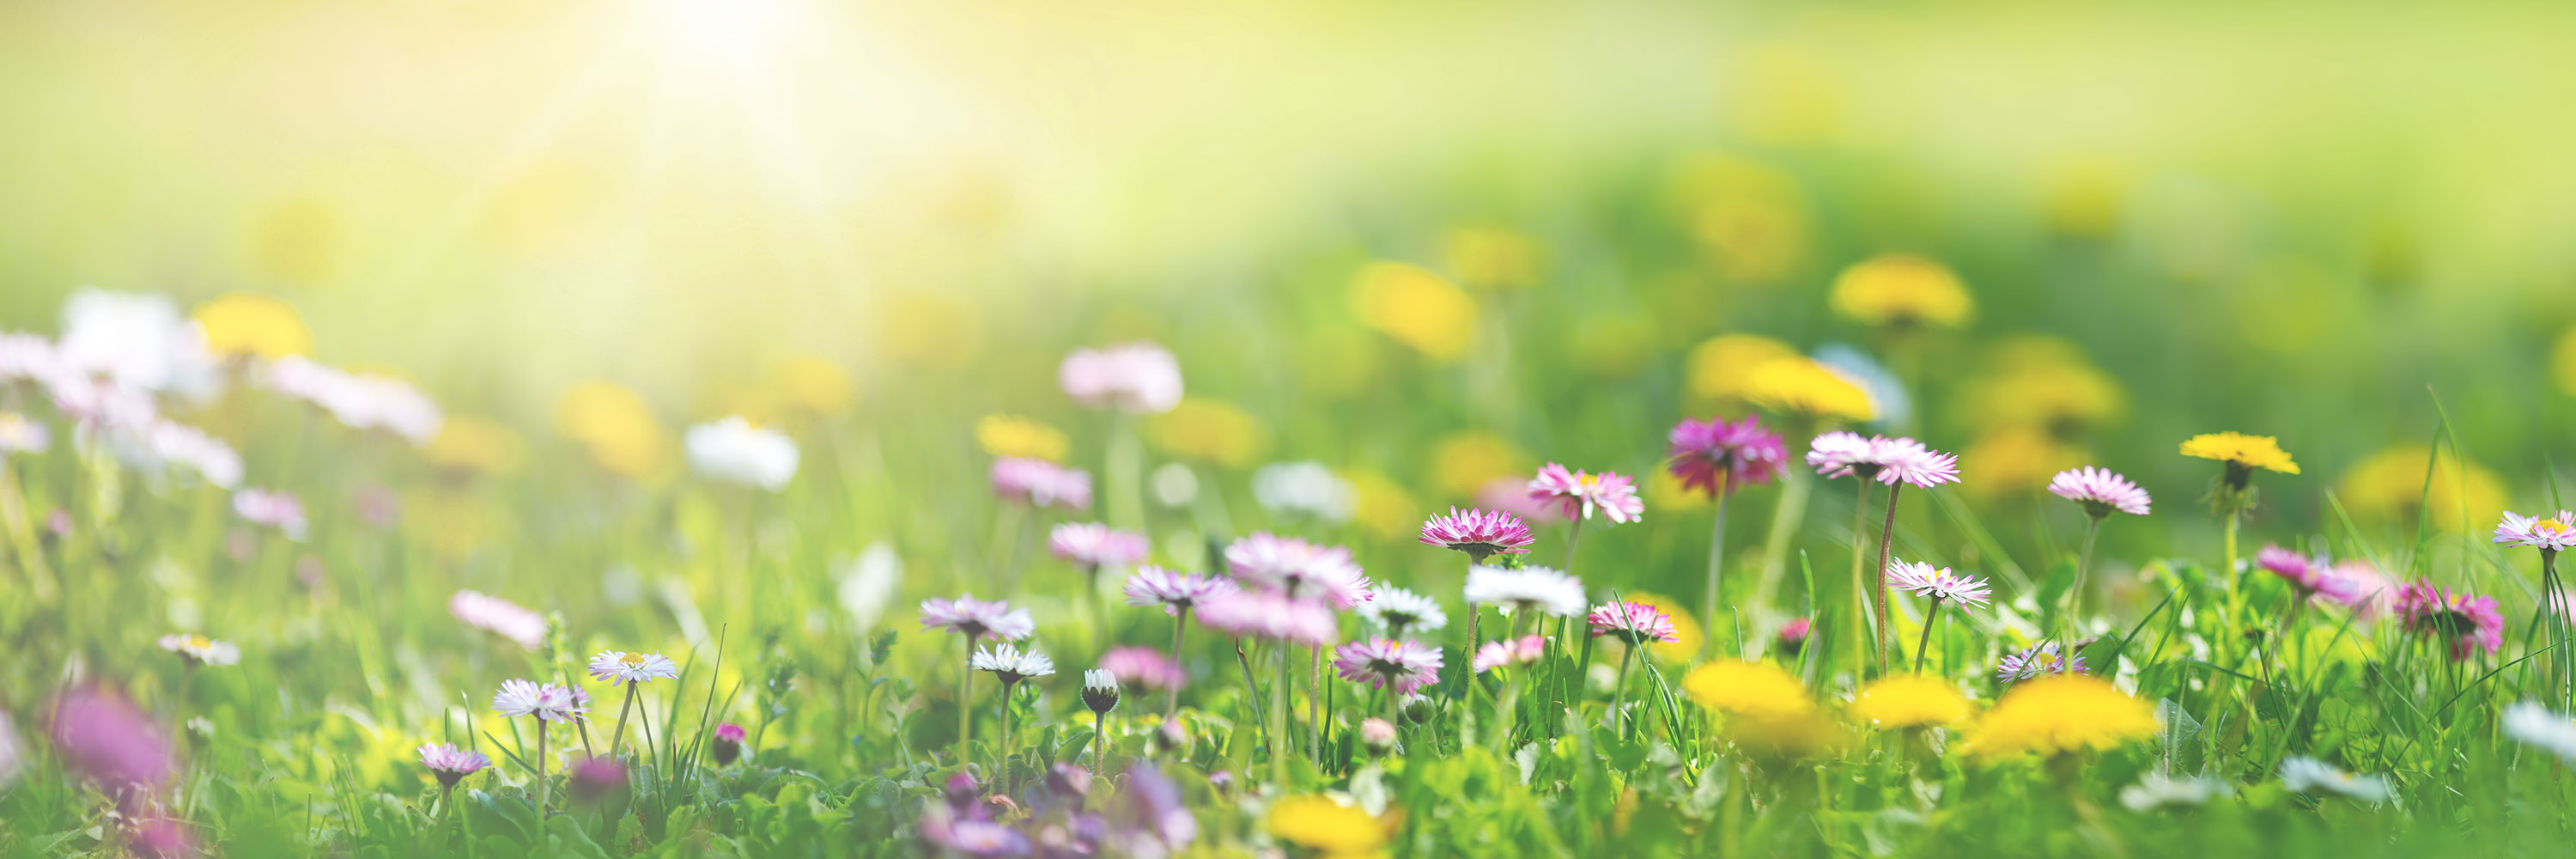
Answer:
2539, 520, 2573, 536
187, 635, 210, 649
621, 652, 649, 666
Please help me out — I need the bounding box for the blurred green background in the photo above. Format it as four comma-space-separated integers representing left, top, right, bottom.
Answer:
7, 0, 2576, 571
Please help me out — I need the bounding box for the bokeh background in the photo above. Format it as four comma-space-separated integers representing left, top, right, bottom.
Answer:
8, 0, 2576, 585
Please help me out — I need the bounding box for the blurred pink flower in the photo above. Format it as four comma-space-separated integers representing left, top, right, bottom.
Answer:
991, 457, 1093, 511
47, 685, 174, 794
1666, 416, 1787, 497
1048, 522, 1150, 570
1060, 342, 1182, 414
1528, 463, 1644, 524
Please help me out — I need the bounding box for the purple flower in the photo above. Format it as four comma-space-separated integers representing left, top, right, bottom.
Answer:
449, 590, 547, 650
1122, 566, 1236, 616
1048, 522, 1151, 570
1666, 416, 1788, 497
47, 685, 174, 793
713, 722, 747, 765
1587, 600, 1680, 644
417, 743, 491, 787
920, 594, 1036, 642
2397, 582, 2505, 661
1884, 561, 1992, 607
1418, 508, 1536, 560
2048, 466, 2152, 517
1195, 588, 1340, 645
1776, 617, 1813, 656
2495, 510, 2576, 552
1223, 533, 1370, 608
131, 817, 197, 859
1060, 342, 1182, 414
992, 457, 1093, 511
1528, 463, 1644, 524
1099, 646, 1188, 691
1116, 763, 1197, 850
1332, 638, 1446, 695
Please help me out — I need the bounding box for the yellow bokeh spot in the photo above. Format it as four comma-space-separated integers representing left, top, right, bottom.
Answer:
1143, 398, 1268, 467
426, 416, 526, 477
872, 291, 986, 369
1671, 153, 1811, 284
1620, 591, 1704, 664
1742, 357, 1874, 422
1681, 660, 1814, 720
976, 414, 1070, 462
1958, 337, 2125, 433
251, 197, 341, 286
556, 382, 671, 478
1429, 431, 1525, 500
1443, 227, 1544, 290
191, 294, 312, 359
1352, 261, 1476, 361
1267, 795, 1387, 857
1344, 469, 1421, 541
769, 355, 856, 418
1829, 254, 1972, 328
1964, 674, 2157, 759
1683, 334, 1799, 403
1850, 675, 1970, 729
2042, 156, 2131, 239
1959, 426, 2084, 501
1645, 467, 1706, 512
2336, 444, 2506, 533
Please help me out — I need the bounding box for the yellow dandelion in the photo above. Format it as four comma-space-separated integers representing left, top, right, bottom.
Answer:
1963, 674, 2156, 760
1429, 431, 1525, 499
1672, 154, 1811, 284
1143, 398, 1267, 468
1682, 334, 1798, 403
1959, 337, 2125, 433
1742, 357, 1874, 423
1619, 592, 1704, 664
1829, 254, 1972, 328
191, 294, 312, 359
769, 356, 855, 419
425, 416, 526, 477
2336, 445, 2506, 533
1267, 795, 1387, 858
1850, 675, 1970, 729
976, 414, 1069, 462
556, 382, 670, 478
1343, 469, 1421, 542
1443, 227, 1543, 290
1352, 261, 1476, 361
2179, 431, 2300, 476
1681, 660, 1814, 720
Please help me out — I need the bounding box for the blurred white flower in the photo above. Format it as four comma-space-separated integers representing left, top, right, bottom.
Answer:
0, 412, 49, 455
2117, 773, 2233, 811
118, 421, 241, 488
0, 709, 21, 789
1252, 460, 1356, 523
258, 356, 442, 445
1151, 462, 1199, 507
232, 488, 308, 540
2503, 701, 2576, 764
835, 542, 902, 630
1059, 342, 1182, 413
0, 332, 62, 383
686, 416, 799, 490
2279, 756, 2391, 802
56, 289, 222, 399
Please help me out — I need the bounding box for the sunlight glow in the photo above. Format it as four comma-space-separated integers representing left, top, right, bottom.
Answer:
647, 0, 793, 62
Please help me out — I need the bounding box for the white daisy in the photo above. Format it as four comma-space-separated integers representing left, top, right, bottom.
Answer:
970, 643, 1057, 685
1462, 565, 1587, 618
156, 633, 240, 667
2279, 756, 2391, 803
684, 416, 799, 490
2502, 701, 2576, 764
586, 650, 681, 685
1357, 586, 1449, 637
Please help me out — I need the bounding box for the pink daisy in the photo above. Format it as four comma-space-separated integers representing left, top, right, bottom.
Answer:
1776, 617, 1813, 655
418, 743, 492, 786
1123, 566, 1238, 616
1806, 432, 1959, 488
1474, 476, 1561, 525
1059, 342, 1183, 414
449, 590, 547, 650
2397, 582, 2505, 661
2495, 510, 2576, 552
1471, 634, 1548, 673
1331, 638, 1446, 695
1418, 508, 1536, 560
1665, 415, 1788, 497
1528, 463, 1645, 524
1883, 560, 1992, 607
2257, 545, 2366, 606
992, 457, 1093, 511
1048, 522, 1151, 570
1587, 600, 1680, 644
232, 488, 307, 540
918, 594, 1036, 642
1099, 645, 1188, 691
2048, 466, 2152, 517
1223, 533, 1371, 608
1194, 588, 1340, 646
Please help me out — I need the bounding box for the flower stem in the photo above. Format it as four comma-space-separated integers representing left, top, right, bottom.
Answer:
609, 681, 639, 757
1308, 645, 1325, 762
1874, 483, 1905, 673
532, 722, 548, 819
1093, 709, 1109, 784
1564, 517, 1587, 576
1608, 644, 1637, 738
1912, 598, 1943, 674
1701, 485, 1731, 661
1168, 610, 1188, 719
958, 655, 974, 771
1271, 644, 1291, 789
1847, 481, 1874, 679
2063, 517, 2103, 671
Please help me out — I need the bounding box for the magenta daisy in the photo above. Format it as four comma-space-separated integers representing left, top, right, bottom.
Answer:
1587, 600, 1680, 644
1528, 463, 1645, 524
1471, 634, 1548, 673
1332, 638, 1445, 695
2257, 545, 2365, 606
1223, 533, 1371, 608
586, 650, 679, 684
1122, 566, 1237, 616
417, 743, 492, 787
1048, 522, 1151, 570
1099, 645, 1188, 691
918, 594, 1036, 642
1996, 642, 2087, 682
991, 457, 1093, 511
1194, 588, 1340, 646
2048, 466, 2152, 517
1418, 507, 1536, 561
1883, 561, 1992, 608
2397, 582, 2506, 661
2495, 510, 2576, 552
1665, 415, 1788, 497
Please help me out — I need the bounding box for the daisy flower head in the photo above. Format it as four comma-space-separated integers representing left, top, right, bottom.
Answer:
2119, 774, 2235, 812
2179, 431, 2300, 490
1060, 342, 1183, 414
1528, 463, 1645, 524
1996, 642, 2087, 682
0, 411, 49, 455
1194, 588, 1340, 646
418, 743, 492, 787
711, 722, 748, 765
1462, 564, 1588, 618
1099, 645, 1188, 691
449, 590, 547, 649
491, 679, 587, 722
990, 457, 1093, 510
2494, 510, 2576, 552
1418, 507, 1535, 561
230, 488, 307, 539
2048, 466, 2152, 517
2396, 582, 2504, 661
2279, 756, 2393, 803
1048, 522, 1151, 570
684, 416, 799, 491
1588, 600, 1680, 644
1681, 660, 1814, 720
2256, 545, 2364, 605
1776, 617, 1814, 657
1875, 437, 1960, 488
1850, 675, 1969, 729
1223, 533, 1372, 607
1665, 415, 1788, 497
156, 634, 240, 667
969, 643, 1057, 685
1471, 634, 1548, 673
1884, 561, 1991, 607
919, 594, 1036, 642
1964, 674, 2155, 760
2502, 701, 2576, 765
1331, 638, 1446, 695
1122, 566, 1237, 616
586, 650, 679, 685
1356, 585, 1449, 637
1081, 669, 1121, 714
1804, 430, 1880, 479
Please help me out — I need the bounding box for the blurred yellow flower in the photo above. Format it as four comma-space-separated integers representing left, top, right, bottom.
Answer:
1299, 326, 1388, 398
1683, 334, 1799, 402
976, 414, 1070, 461
769, 356, 855, 418
1965, 674, 2156, 759
1742, 357, 1874, 423
2336, 444, 2506, 533
1727, 44, 1845, 146
557, 382, 670, 478
2042, 157, 2131, 240
1671, 154, 1810, 284
2180, 432, 2299, 475
1267, 795, 1386, 858
1619, 591, 1703, 663
872, 292, 985, 369
1682, 660, 1813, 719
2554, 326, 2576, 398
1850, 676, 1969, 729
1352, 261, 1475, 361
191, 294, 312, 359
251, 197, 341, 286
1443, 227, 1543, 290
1829, 254, 1972, 328
1429, 431, 1525, 499
1728, 710, 1844, 760
1645, 468, 1708, 512
426, 416, 526, 477
1960, 426, 2084, 501
1345, 469, 1421, 541
1144, 398, 1267, 467
481, 160, 598, 253
1959, 337, 2125, 434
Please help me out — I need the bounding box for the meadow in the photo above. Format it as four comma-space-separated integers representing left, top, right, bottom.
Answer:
12, 2, 2576, 858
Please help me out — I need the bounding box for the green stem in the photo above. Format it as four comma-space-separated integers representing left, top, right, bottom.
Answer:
1912, 598, 1943, 673
1609, 644, 1637, 737
1873, 482, 1905, 673
1093, 709, 1108, 785
1755, 467, 1813, 611
533, 722, 548, 819
1564, 518, 1587, 576
609, 681, 639, 757
958, 655, 974, 771
1701, 486, 1731, 661
1848, 480, 1873, 679
2063, 517, 2103, 671
1271, 644, 1292, 788
1168, 610, 1188, 718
